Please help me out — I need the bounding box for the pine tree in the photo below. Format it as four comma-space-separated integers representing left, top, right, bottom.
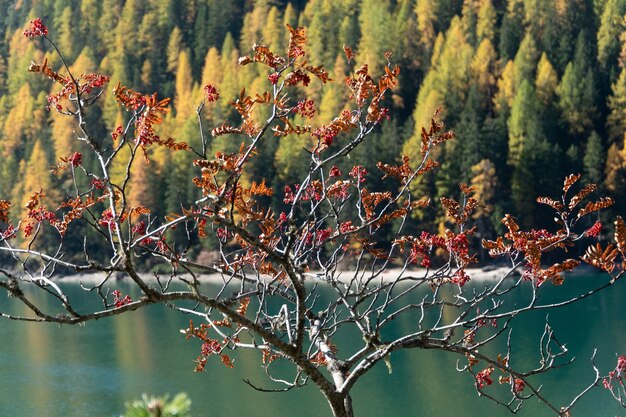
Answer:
2, 84, 36, 158
597, 0, 626, 73
584, 131, 606, 188
493, 60, 516, 114
219, 35, 241, 119
174, 49, 196, 123
97, 0, 123, 56
318, 54, 349, 122
470, 158, 499, 240
471, 39, 497, 107
357, 0, 395, 75
535, 52, 558, 105
78, 0, 101, 52
607, 67, 626, 142
262, 6, 284, 53
604, 135, 626, 211
513, 32, 540, 86
200, 47, 224, 121
409, 85, 444, 151
167, 27, 184, 74
240, 0, 272, 54
460, 0, 479, 46
499, 0, 525, 61
20, 140, 57, 212
508, 80, 563, 226
414, 0, 438, 55
436, 16, 474, 121
454, 84, 484, 178
557, 62, 597, 136
56, 7, 77, 62
476, 0, 497, 44
508, 80, 545, 165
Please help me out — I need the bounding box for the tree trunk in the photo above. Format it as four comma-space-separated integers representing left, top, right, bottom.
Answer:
328, 394, 354, 417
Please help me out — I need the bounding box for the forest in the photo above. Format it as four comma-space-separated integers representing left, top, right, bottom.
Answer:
0, 0, 625, 262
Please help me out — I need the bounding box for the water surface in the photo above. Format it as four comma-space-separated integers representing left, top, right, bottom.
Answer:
0, 274, 624, 416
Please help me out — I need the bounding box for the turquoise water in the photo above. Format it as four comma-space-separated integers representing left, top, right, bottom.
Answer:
0, 275, 624, 416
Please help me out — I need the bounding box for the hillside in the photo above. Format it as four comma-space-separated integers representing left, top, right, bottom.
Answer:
0, 0, 624, 258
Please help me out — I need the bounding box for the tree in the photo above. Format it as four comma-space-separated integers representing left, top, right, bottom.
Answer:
414, 0, 438, 54
513, 32, 540, 86
597, 0, 626, 74
584, 131, 607, 188
476, 0, 497, 45
535, 52, 559, 104
470, 39, 497, 107
4, 17, 626, 417
558, 67, 597, 137
607, 67, 626, 142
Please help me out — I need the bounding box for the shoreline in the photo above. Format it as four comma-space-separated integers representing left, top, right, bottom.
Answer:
42, 264, 600, 285
50, 266, 521, 285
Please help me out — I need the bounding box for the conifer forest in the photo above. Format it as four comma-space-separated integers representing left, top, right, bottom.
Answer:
0, 0, 624, 261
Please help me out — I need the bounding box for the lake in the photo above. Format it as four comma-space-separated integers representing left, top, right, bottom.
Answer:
0, 274, 624, 416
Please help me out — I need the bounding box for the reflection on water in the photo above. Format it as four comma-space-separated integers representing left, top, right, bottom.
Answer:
0, 275, 624, 417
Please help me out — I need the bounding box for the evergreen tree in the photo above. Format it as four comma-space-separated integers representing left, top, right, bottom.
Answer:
470, 39, 497, 108
262, 6, 285, 53
597, 0, 626, 74
414, 0, 438, 55
20, 140, 57, 212
557, 61, 597, 136
607, 67, 626, 142
513, 32, 540, 86
97, 0, 123, 56
535, 52, 558, 105
318, 54, 349, 122
508, 80, 545, 166
174, 49, 196, 122
461, 0, 479, 46
499, 0, 525, 61
584, 131, 607, 188
56, 7, 76, 62
476, 0, 497, 44
454, 84, 484, 178
2, 84, 36, 158
493, 60, 516, 114
357, 0, 395, 75
604, 135, 626, 211
167, 27, 185, 74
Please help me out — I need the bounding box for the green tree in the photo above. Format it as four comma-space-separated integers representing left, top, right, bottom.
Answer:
20, 139, 57, 212
499, 0, 525, 61
597, 0, 626, 73
471, 39, 497, 107
607, 67, 626, 142
357, 0, 395, 75
55, 7, 77, 62
605, 135, 626, 210
535, 52, 559, 105
174, 49, 196, 122
262, 6, 285, 53
454, 84, 485, 177
584, 131, 607, 188
96, 0, 123, 56
513, 32, 540, 86
493, 60, 516, 114
476, 0, 497, 44
414, 0, 438, 55
557, 61, 597, 136
167, 27, 184, 74
508, 80, 545, 166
